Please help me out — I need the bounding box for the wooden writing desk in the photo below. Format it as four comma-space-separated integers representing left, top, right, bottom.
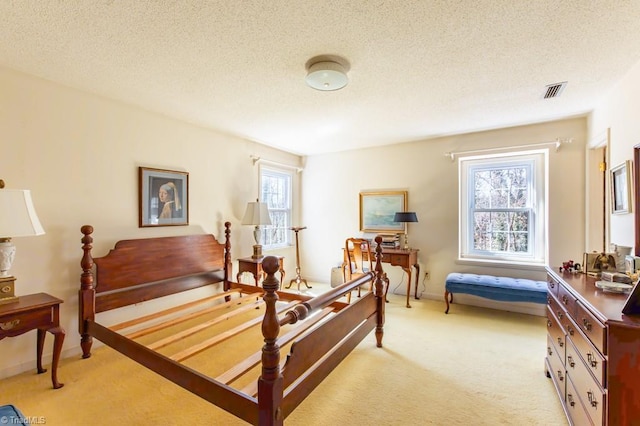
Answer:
343, 247, 420, 308
0, 292, 65, 389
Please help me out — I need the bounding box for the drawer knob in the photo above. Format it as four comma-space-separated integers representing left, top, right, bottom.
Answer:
567, 325, 575, 336
582, 318, 592, 331
0, 319, 20, 330
587, 352, 598, 368
557, 370, 564, 381
562, 295, 569, 305
557, 337, 564, 347
556, 310, 564, 320
567, 355, 575, 368
587, 391, 598, 407
567, 393, 576, 407
547, 319, 552, 328
547, 346, 553, 356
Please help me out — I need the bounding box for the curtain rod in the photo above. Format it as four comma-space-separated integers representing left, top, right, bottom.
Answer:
444, 138, 573, 161
250, 155, 304, 173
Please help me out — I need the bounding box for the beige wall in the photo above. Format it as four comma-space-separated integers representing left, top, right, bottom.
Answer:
5, 56, 639, 379
300, 118, 588, 314
0, 67, 301, 377
589, 59, 640, 250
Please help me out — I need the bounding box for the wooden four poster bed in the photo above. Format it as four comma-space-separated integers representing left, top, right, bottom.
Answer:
79, 222, 386, 425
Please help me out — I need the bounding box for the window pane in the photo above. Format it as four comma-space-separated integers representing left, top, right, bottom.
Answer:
472, 211, 530, 253
260, 168, 292, 247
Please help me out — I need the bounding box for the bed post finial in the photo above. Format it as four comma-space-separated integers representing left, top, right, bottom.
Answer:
79, 225, 96, 358
224, 221, 231, 291
373, 236, 385, 348
258, 256, 284, 425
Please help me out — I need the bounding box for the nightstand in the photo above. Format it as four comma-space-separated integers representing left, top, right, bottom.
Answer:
0, 293, 65, 389
237, 256, 285, 287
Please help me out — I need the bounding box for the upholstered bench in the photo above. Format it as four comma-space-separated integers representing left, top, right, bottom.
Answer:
444, 272, 547, 313
0, 404, 28, 424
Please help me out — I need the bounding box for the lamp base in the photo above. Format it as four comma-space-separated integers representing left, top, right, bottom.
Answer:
252, 244, 263, 259
0, 276, 19, 305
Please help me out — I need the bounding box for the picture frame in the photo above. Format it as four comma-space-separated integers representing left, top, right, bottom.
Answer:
139, 167, 189, 227
359, 190, 408, 233
610, 160, 632, 214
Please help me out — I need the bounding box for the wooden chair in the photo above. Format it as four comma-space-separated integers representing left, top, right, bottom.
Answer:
344, 238, 389, 303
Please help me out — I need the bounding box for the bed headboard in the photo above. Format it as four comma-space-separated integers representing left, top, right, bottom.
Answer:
80, 223, 232, 313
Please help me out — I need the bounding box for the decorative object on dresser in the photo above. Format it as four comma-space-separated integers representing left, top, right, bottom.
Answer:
393, 211, 418, 250
285, 226, 311, 291
545, 268, 640, 425
138, 167, 189, 227
583, 251, 617, 277
0, 293, 65, 389
0, 180, 45, 304
241, 199, 272, 258
78, 224, 388, 425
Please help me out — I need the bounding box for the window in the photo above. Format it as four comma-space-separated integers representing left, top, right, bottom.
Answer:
260, 166, 292, 248
459, 149, 547, 265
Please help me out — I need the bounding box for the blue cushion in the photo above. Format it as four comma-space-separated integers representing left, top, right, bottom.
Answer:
0, 404, 28, 424
445, 272, 547, 304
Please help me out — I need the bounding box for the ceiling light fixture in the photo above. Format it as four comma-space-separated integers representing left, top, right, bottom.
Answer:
305, 60, 348, 91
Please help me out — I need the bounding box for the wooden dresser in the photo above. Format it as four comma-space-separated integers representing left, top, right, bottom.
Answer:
545, 268, 640, 425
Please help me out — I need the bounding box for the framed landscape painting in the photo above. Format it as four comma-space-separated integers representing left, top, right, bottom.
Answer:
359, 190, 408, 233
139, 167, 189, 227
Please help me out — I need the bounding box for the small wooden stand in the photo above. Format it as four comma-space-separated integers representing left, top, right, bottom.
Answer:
286, 226, 311, 292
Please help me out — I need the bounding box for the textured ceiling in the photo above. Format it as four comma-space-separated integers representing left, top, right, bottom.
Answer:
2, 1, 640, 156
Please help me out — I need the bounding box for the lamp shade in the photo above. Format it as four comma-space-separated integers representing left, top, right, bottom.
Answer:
241, 201, 272, 226
0, 190, 45, 238
393, 212, 418, 223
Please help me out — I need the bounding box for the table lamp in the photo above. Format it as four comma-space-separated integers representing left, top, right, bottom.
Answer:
242, 199, 272, 258
0, 181, 45, 304
394, 211, 418, 250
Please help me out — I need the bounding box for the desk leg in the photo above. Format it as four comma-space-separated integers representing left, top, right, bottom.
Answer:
413, 263, 421, 300
37, 327, 65, 389
36, 328, 46, 374
404, 268, 412, 308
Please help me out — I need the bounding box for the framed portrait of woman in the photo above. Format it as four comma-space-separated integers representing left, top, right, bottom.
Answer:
139, 167, 189, 227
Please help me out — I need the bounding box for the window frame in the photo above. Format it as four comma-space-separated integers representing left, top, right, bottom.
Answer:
458, 149, 548, 266
259, 164, 293, 249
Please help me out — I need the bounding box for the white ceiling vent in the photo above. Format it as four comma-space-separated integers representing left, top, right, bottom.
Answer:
543, 81, 568, 99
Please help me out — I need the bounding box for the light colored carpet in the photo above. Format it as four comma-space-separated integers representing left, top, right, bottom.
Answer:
0, 284, 567, 425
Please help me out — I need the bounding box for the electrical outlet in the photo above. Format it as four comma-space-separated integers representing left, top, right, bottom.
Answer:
424, 271, 430, 280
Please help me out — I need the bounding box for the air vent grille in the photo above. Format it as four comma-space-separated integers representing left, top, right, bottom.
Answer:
544, 81, 567, 99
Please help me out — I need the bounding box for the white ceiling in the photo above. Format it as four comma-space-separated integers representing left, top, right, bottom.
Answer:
2, 1, 640, 156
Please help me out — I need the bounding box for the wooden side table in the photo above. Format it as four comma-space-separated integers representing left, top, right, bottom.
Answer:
237, 256, 285, 287
0, 292, 65, 389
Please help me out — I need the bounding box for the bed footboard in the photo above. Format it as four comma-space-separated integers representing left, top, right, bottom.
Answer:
257, 237, 386, 425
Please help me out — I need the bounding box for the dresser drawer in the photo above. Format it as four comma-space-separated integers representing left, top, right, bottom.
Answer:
546, 306, 565, 357
566, 375, 594, 426
558, 283, 577, 319
547, 274, 560, 298
566, 339, 605, 426
566, 319, 606, 388
575, 300, 606, 355
0, 306, 53, 335
546, 335, 566, 400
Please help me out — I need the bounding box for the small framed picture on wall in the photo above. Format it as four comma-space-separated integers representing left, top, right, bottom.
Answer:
139, 167, 189, 227
610, 160, 632, 215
